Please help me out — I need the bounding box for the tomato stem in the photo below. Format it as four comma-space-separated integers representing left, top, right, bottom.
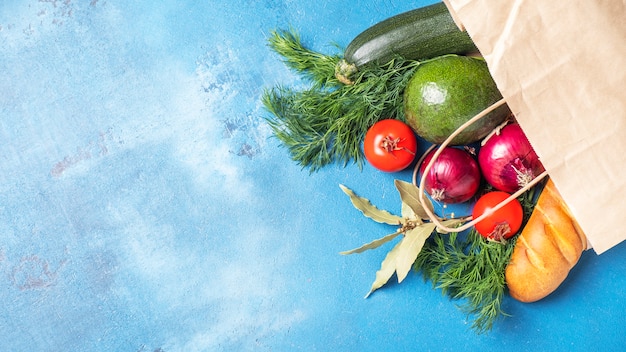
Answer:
380, 136, 415, 155
487, 223, 511, 243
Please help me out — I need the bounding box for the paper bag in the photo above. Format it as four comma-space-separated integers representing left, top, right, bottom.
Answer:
443, 0, 626, 254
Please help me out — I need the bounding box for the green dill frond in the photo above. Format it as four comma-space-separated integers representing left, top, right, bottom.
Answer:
414, 229, 517, 334
267, 29, 342, 89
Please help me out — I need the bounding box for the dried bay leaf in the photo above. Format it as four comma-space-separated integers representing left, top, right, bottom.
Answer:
339, 184, 402, 225
395, 180, 434, 220
401, 201, 418, 221
365, 240, 403, 298
395, 223, 437, 283
339, 230, 403, 255
339, 183, 467, 299
394, 180, 434, 221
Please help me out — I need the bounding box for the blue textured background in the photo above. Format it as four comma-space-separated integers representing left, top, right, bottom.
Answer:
1, 0, 625, 351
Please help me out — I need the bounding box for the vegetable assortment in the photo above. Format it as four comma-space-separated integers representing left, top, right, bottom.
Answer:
262, 3, 480, 172
264, 2, 583, 335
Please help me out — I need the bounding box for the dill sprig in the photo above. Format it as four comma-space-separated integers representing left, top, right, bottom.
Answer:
262, 29, 422, 172
266, 29, 341, 89
412, 184, 542, 334
414, 230, 516, 334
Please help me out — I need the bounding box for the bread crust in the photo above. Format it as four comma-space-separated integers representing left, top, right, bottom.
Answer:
505, 179, 587, 303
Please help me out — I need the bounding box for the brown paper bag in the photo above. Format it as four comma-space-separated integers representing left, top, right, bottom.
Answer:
442, 0, 626, 254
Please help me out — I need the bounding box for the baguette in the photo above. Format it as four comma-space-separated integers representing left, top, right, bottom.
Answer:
505, 179, 587, 302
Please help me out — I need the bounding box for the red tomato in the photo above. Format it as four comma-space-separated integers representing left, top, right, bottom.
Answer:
472, 191, 523, 241
363, 119, 418, 172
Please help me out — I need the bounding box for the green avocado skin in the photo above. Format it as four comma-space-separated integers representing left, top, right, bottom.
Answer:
403, 55, 510, 145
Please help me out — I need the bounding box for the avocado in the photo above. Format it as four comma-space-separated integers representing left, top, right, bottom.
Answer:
403, 55, 510, 145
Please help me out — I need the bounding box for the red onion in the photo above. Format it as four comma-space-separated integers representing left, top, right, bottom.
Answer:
478, 123, 545, 193
419, 147, 481, 204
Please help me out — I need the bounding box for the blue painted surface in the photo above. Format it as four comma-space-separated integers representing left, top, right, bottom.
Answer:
1, 1, 625, 351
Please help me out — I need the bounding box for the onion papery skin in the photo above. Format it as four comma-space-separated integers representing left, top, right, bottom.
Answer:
478, 123, 545, 193
420, 147, 481, 204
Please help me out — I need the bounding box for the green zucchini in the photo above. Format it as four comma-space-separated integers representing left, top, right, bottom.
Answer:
336, 2, 477, 84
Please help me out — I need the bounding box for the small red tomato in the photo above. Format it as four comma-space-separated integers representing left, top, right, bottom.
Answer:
363, 119, 418, 172
472, 191, 524, 241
